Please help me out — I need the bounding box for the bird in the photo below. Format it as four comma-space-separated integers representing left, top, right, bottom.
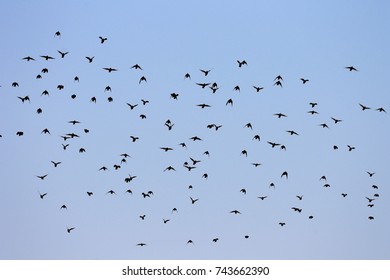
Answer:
274, 113, 287, 118
258, 196, 267, 200
106, 190, 116, 195
139, 76, 147, 83
366, 197, 375, 203
286, 130, 299, 136
233, 85, 240, 91
212, 238, 219, 243
241, 150, 248, 157
137, 243, 147, 246
187, 240, 194, 244
230, 210, 241, 214
104, 86, 112, 92
17, 96, 30, 103
37, 174, 48, 180
368, 216, 374, 220
139, 215, 146, 220
320, 176, 327, 181
274, 80, 283, 87
126, 103, 138, 110
291, 207, 302, 213
189, 136, 202, 141
309, 102, 318, 108
197, 103, 211, 108
345, 66, 358, 71
51, 161, 61, 167
237, 60, 247, 67
99, 36, 107, 44
40, 55, 55, 60
376, 107, 386, 113
68, 120, 80, 125
103, 67, 117, 73
12, 82, 19, 87
170, 93, 179, 99
22, 56, 35, 61
62, 144, 69, 150
54, 31, 61, 38
226, 99, 234, 106
99, 166, 109, 171
300, 78, 309, 84
200, 69, 212, 76
296, 195, 303, 200
130, 136, 139, 142
57, 50, 68, 58
86, 192, 93, 196
347, 145, 355, 151
307, 110, 319, 115
67, 227, 75, 233
331, 117, 342, 124
240, 188, 247, 194
184, 73, 191, 79
196, 83, 211, 88
252, 135, 261, 141
125, 189, 132, 195
131, 64, 143, 70
41, 128, 50, 135
372, 185, 379, 189
60, 205, 67, 210
244, 123, 253, 129
279, 222, 286, 227
267, 141, 280, 148
189, 157, 201, 165
41, 68, 49, 73
141, 99, 149, 105
16, 131, 24, 136
366, 171, 375, 177
252, 163, 262, 167
164, 166, 176, 172
163, 219, 170, 224
359, 103, 370, 111
281, 171, 288, 179
39, 192, 47, 199
190, 197, 199, 204
85, 56, 94, 63
253, 86, 264, 92
319, 123, 329, 128
160, 147, 173, 152
341, 193, 348, 197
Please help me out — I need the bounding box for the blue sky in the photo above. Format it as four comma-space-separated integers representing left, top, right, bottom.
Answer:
0, 0, 389, 259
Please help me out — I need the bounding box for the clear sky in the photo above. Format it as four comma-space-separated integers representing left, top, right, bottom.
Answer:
0, 0, 389, 260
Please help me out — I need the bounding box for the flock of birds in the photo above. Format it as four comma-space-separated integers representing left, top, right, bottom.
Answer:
1, 31, 387, 250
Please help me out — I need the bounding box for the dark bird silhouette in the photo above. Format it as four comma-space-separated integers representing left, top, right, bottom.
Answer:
126, 103, 138, 110
368, 216, 375, 220
106, 190, 116, 195
308, 110, 319, 115
300, 78, 309, 84
190, 197, 199, 204
323, 184, 331, 188
281, 171, 288, 179
296, 195, 303, 200
359, 103, 370, 111
237, 60, 247, 67
103, 67, 117, 73
125, 189, 132, 195
99, 166, 109, 171
90, 97, 97, 103
41, 128, 50, 135
291, 207, 302, 213
12, 82, 19, 87
333, 145, 339, 150
17, 96, 30, 103
230, 210, 241, 214
372, 185, 379, 189
57, 50, 68, 58
41, 90, 49, 96
274, 113, 287, 118
319, 123, 329, 128
274, 75, 283, 81
51, 161, 61, 167
320, 176, 327, 181
233, 85, 240, 91
60, 205, 67, 210
139, 215, 146, 220
331, 117, 342, 124
85, 56, 94, 63
189, 136, 202, 141
200, 69, 212, 76
39, 192, 47, 199
309, 102, 318, 108
86, 192, 93, 196
160, 147, 174, 153
137, 243, 147, 246
130, 136, 139, 142
345, 66, 358, 71
366, 197, 375, 203
170, 93, 179, 100
37, 108, 43, 114
139, 114, 146, 119
54, 31, 61, 38
252, 163, 262, 167
62, 144, 69, 150
341, 193, 348, 197
274, 80, 283, 87
244, 123, 253, 130
36, 74, 42, 79
240, 188, 247, 194
40, 55, 55, 60
189, 157, 201, 165
57, 85, 64, 90
197, 103, 211, 108
79, 148, 86, 153
252, 134, 261, 141
164, 166, 176, 172
139, 76, 147, 84
37, 174, 48, 180
241, 150, 248, 157
16, 131, 24, 136
376, 107, 386, 113
41, 68, 48, 73
253, 86, 264, 92
131, 64, 143, 70
163, 219, 170, 224
226, 99, 234, 106
184, 73, 191, 79
267, 141, 280, 148
367, 171, 375, 177
67, 227, 75, 233
187, 240, 194, 244
212, 238, 219, 242
22, 56, 35, 61
347, 145, 355, 151
196, 82, 211, 88
172, 208, 178, 213
286, 130, 299, 136
367, 204, 374, 208
258, 196, 267, 200
141, 99, 149, 105
99, 36, 107, 44
279, 222, 286, 227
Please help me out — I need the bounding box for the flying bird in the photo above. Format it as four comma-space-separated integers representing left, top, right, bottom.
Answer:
99, 36, 107, 44
345, 66, 358, 71
237, 60, 247, 67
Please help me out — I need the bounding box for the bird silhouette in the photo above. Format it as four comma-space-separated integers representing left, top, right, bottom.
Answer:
39, 192, 47, 199
51, 161, 61, 167
184, 73, 191, 79
331, 117, 342, 124
366, 171, 375, 177
103, 67, 117, 73
60, 205, 67, 210
291, 207, 302, 213
106, 190, 116, 195
345, 66, 358, 71
376, 107, 386, 113
230, 210, 241, 214
253, 86, 264, 92
226, 99, 234, 106
212, 238, 219, 242
85, 56, 94, 63
359, 103, 370, 111
40, 55, 55, 60
137, 243, 147, 246
279, 222, 286, 227
163, 219, 170, 224
296, 195, 303, 200
286, 130, 299, 136
196, 83, 211, 88
131, 64, 143, 70
67, 227, 75, 233
237, 60, 247, 67
200, 69, 212, 76
22, 56, 35, 61
347, 145, 355, 151
258, 196, 268, 200
99, 36, 107, 44
197, 103, 211, 108
190, 197, 199, 204
57, 50, 68, 58
86, 192, 93, 196
274, 113, 287, 118
37, 174, 48, 180
139, 76, 147, 84
240, 188, 247, 194
300, 78, 309, 84
281, 171, 288, 179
